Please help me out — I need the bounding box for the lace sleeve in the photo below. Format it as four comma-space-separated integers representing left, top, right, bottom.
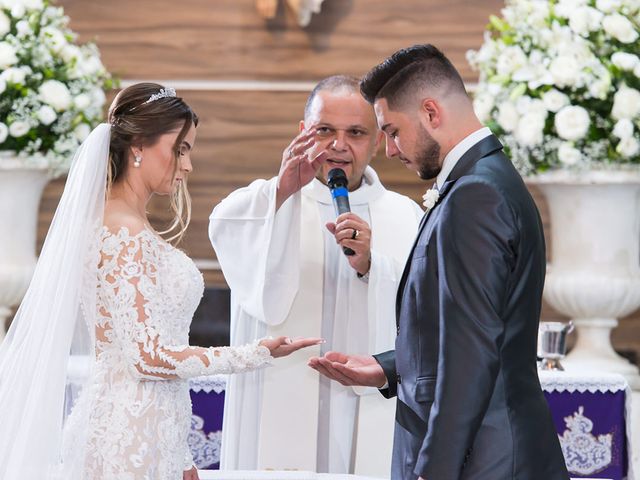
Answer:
97, 227, 272, 380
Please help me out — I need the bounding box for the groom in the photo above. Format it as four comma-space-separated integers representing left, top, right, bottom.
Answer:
309, 45, 569, 479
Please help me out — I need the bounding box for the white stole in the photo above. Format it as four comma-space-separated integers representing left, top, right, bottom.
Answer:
258, 191, 324, 469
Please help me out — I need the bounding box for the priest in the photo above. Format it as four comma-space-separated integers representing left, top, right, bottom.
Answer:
208, 75, 423, 475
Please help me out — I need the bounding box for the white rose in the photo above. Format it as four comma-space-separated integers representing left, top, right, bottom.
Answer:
554, 105, 591, 141
616, 136, 640, 158
611, 85, 640, 120
0, 11, 10, 36
78, 56, 104, 76
74, 93, 91, 110
569, 7, 603, 36
23, 0, 44, 9
91, 87, 106, 107
497, 102, 519, 133
0, 122, 8, 143
555, 0, 588, 18
514, 113, 545, 147
588, 69, 612, 99
603, 14, 639, 43
473, 93, 494, 123
9, 120, 30, 138
73, 123, 91, 142
37, 105, 57, 126
41, 26, 67, 54
612, 119, 634, 139
496, 46, 527, 77
558, 143, 582, 166
612, 52, 640, 71
39, 80, 72, 111
543, 89, 570, 112
0, 78, 5, 95
516, 96, 547, 117
1, 67, 26, 85
10, 4, 25, 18
635, 63, 640, 78
550, 56, 580, 87
15, 20, 30, 37
596, 0, 621, 12
0, 42, 18, 69
528, 2, 550, 28
60, 45, 81, 63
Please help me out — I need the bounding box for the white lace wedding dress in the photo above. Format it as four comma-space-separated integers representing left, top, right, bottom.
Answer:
63, 225, 272, 479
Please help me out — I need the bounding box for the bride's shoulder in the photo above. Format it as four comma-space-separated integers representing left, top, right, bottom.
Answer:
103, 211, 147, 237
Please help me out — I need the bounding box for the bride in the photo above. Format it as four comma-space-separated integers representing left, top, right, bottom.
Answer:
0, 83, 321, 480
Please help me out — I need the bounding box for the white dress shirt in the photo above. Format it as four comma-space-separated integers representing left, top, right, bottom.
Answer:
435, 127, 492, 190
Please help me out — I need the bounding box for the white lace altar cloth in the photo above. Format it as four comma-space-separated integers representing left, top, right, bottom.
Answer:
199, 472, 385, 480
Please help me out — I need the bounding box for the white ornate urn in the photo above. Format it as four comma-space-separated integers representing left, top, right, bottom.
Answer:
528, 170, 640, 389
0, 160, 50, 342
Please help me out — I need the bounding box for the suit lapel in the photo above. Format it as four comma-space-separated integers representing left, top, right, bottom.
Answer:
394, 135, 504, 323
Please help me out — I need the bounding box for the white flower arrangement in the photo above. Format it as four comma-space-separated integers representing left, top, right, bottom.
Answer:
467, 0, 640, 175
0, 0, 114, 177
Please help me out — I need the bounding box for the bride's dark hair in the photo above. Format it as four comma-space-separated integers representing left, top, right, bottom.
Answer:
107, 82, 198, 243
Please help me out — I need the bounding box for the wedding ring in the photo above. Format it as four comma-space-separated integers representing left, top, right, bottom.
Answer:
352, 229, 359, 240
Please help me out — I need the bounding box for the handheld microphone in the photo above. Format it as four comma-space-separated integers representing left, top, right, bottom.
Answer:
327, 168, 355, 256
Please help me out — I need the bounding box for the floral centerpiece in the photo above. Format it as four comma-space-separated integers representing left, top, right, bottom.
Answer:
467, 0, 640, 391
0, 0, 114, 178
467, 0, 640, 175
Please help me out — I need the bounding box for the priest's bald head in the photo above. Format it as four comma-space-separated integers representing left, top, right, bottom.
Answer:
300, 75, 382, 191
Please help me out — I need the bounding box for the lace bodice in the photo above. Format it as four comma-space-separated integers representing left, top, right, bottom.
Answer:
66, 226, 272, 479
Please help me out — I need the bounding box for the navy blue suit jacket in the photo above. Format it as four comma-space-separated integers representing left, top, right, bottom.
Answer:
374, 135, 569, 479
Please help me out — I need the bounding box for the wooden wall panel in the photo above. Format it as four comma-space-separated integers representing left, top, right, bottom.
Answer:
60, 0, 502, 82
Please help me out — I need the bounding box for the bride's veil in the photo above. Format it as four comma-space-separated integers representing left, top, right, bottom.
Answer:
0, 123, 111, 479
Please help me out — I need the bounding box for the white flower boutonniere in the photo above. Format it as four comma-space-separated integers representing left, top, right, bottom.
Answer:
422, 187, 440, 212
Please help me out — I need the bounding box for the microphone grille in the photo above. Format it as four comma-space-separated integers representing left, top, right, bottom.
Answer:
327, 168, 348, 189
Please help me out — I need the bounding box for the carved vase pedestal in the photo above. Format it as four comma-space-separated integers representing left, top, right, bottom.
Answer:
528, 170, 640, 389
0, 166, 49, 343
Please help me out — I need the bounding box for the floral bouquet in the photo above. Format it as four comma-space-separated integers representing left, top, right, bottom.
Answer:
0, 0, 114, 177
467, 0, 640, 175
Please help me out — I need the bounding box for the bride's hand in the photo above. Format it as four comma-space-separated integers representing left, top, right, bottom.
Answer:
183, 465, 199, 480
260, 336, 324, 358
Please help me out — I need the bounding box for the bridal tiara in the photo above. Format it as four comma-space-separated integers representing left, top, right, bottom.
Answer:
144, 87, 177, 104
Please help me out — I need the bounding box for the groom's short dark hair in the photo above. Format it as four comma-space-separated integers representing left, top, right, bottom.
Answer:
360, 44, 467, 109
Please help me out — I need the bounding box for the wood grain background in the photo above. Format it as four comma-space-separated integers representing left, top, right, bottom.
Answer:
34, 0, 639, 362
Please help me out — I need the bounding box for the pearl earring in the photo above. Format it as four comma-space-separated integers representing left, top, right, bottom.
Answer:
134, 154, 142, 168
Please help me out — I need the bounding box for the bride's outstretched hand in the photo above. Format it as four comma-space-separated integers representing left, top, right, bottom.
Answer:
260, 336, 324, 358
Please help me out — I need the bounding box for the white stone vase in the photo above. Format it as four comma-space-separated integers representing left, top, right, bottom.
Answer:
0, 165, 50, 343
528, 170, 640, 390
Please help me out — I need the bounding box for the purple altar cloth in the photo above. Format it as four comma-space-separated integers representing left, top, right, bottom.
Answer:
540, 371, 631, 480
189, 375, 227, 470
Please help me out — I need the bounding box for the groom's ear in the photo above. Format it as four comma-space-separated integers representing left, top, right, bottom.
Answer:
299, 120, 305, 133
420, 98, 442, 129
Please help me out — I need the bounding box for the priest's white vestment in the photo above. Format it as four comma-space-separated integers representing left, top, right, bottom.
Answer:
208, 166, 422, 475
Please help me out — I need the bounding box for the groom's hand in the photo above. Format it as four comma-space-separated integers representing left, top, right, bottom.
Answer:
308, 351, 387, 388
183, 466, 199, 480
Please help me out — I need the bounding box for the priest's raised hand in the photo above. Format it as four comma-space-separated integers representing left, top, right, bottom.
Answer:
275, 126, 329, 210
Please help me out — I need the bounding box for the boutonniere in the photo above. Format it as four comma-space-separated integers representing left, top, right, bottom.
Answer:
422, 186, 440, 212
